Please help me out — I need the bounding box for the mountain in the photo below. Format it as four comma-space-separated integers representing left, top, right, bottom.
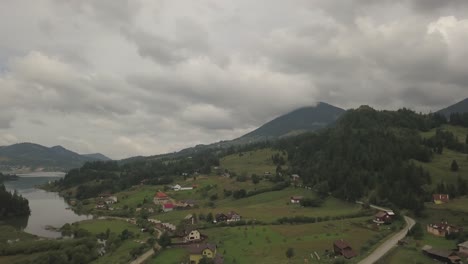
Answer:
82, 153, 111, 161
120, 102, 346, 163
437, 98, 468, 117
238, 102, 345, 141
0, 143, 110, 172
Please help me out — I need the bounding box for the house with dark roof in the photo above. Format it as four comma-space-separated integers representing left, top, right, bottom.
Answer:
433, 194, 450, 204
458, 241, 468, 257
188, 243, 223, 264
184, 229, 201, 242
226, 211, 241, 222
422, 245, 461, 263
427, 222, 463, 237
373, 211, 395, 225
215, 213, 228, 223
333, 239, 357, 259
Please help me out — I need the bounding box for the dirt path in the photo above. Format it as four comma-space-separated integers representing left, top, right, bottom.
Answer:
358, 216, 415, 264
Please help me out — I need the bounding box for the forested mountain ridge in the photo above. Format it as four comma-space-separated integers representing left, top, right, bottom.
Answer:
239, 102, 345, 140
0, 143, 110, 172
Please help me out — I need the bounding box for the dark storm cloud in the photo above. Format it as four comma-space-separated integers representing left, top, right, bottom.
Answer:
0, 0, 467, 158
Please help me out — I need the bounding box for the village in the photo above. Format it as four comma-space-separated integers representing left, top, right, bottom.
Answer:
62, 169, 468, 264
71, 168, 468, 264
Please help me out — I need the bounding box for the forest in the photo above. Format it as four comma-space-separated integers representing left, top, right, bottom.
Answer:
0, 184, 30, 218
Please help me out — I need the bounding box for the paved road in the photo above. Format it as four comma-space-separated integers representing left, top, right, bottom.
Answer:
358, 216, 415, 264
130, 248, 155, 264
128, 227, 163, 264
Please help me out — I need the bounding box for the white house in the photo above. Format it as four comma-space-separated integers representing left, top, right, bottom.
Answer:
105, 196, 118, 205
172, 184, 182, 191
290, 196, 303, 204
184, 229, 201, 242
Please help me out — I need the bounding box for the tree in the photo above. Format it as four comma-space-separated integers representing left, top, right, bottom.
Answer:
252, 174, 260, 184
451, 160, 459, 172
158, 232, 171, 248
409, 223, 424, 240
206, 212, 214, 223
286, 248, 294, 261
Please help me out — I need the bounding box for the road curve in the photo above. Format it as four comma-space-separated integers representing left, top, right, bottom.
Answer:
358, 216, 415, 264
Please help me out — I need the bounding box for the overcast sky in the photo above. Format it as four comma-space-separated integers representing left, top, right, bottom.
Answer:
1, 0, 467, 159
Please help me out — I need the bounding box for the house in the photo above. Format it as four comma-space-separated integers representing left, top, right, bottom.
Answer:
215, 213, 228, 223
291, 174, 300, 182
373, 211, 395, 225
162, 203, 174, 212
427, 222, 463, 237
188, 244, 223, 264
184, 229, 201, 242
98, 192, 111, 199
95, 201, 107, 210
433, 194, 450, 204
226, 211, 241, 223
172, 184, 182, 191
184, 214, 196, 225
458, 241, 468, 257
333, 240, 357, 259
105, 196, 118, 205
290, 196, 303, 204
154, 192, 170, 204
422, 245, 461, 264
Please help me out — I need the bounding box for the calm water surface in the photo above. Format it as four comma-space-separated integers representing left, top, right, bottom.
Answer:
3, 172, 91, 238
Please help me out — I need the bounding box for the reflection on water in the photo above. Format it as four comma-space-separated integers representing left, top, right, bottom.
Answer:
3, 173, 91, 238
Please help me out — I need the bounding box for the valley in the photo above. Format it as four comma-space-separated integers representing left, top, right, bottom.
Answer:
1, 103, 468, 264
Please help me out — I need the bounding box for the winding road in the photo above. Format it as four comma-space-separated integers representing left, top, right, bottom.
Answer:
358, 216, 415, 264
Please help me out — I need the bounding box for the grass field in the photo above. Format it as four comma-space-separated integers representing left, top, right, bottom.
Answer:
377, 230, 460, 264
413, 148, 468, 185
220, 148, 285, 175
78, 219, 143, 235
199, 217, 392, 264
421, 125, 468, 143
426, 196, 468, 213
154, 187, 362, 224
148, 248, 187, 264
92, 240, 147, 264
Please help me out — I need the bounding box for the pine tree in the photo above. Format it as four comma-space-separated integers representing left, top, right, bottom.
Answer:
451, 160, 459, 172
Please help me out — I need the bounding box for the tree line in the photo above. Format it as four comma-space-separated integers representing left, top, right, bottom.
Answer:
0, 184, 30, 218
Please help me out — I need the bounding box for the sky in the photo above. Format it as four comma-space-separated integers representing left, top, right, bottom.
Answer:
0, 0, 467, 159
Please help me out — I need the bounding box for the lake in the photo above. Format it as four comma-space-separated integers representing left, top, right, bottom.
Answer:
3, 172, 91, 238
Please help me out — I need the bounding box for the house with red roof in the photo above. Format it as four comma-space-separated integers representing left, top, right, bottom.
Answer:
154, 191, 170, 204
162, 203, 174, 212
433, 194, 450, 204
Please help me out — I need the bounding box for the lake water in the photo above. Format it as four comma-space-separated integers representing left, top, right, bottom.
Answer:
3, 172, 91, 238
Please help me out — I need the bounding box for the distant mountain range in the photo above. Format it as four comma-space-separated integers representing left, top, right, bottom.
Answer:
0, 143, 110, 172
437, 98, 468, 117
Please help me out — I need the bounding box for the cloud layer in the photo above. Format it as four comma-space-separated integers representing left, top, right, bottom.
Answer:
0, 0, 467, 158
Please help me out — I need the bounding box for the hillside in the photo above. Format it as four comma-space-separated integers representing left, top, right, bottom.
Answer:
0, 143, 110, 172
239, 102, 345, 141
121, 102, 345, 163
437, 97, 468, 117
